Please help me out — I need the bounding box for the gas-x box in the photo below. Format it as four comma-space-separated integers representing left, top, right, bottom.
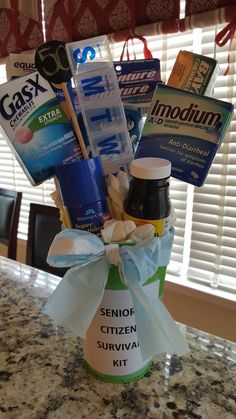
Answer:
0, 72, 81, 185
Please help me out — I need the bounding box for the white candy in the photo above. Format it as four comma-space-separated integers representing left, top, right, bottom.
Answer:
117, 171, 129, 198
103, 219, 116, 229
101, 220, 136, 243
129, 224, 155, 243
109, 174, 120, 193
107, 185, 124, 220
107, 171, 130, 220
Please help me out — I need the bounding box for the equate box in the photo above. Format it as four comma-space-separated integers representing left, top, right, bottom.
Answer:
167, 50, 219, 95
6, 52, 36, 80
135, 84, 234, 187
0, 71, 82, 185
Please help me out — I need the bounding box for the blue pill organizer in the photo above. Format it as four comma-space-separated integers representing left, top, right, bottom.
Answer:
135, 84, 234, 187
66, 35, 133, 174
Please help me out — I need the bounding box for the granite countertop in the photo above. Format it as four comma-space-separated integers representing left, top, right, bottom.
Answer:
0, 256, 235, 419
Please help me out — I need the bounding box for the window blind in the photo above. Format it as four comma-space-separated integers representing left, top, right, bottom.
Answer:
0, 16, 235, 294
187, 27, 236, 293
111, 22, 236, 294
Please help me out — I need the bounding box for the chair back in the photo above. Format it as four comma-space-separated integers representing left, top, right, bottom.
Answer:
0, 188, 22, 260
26, 203, 66, 277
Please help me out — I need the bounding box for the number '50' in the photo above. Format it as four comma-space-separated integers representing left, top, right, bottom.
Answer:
37, 44, 70, 76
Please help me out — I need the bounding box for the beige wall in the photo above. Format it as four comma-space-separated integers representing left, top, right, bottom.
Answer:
0, 239, 27, 263
1, 240, 235, 343
17, 238, 27, 263
163, 282, 236, 342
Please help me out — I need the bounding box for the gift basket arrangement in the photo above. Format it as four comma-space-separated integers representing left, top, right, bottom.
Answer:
0, 34, 233, 382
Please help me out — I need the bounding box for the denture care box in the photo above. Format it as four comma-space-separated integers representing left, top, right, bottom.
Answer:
114, 59, 161, 116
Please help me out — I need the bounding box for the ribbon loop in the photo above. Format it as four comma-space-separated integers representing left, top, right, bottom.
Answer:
215, 20, 236, 47
47, 229, 105, 268
120, 34, 153, 61
215, 20, 236, 75
105, 243, 120, 265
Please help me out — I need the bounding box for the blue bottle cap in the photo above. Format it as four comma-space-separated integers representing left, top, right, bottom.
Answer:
56, 157, 108, 206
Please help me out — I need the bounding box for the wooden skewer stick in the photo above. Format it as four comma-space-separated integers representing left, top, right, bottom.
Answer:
60, 83, 88, 160
35, 40, 89, 160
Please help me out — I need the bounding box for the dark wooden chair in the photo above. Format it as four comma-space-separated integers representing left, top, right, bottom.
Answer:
0, 187, 22, 260
26, 203, 67, 277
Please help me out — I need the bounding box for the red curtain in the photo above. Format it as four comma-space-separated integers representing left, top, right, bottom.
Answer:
0, 0, 235, 57
136, 0, 179, 26
44, 0, 180, 43
179, 4, 236, 32
0, 0, 43, 58
72, 0, 133, 41
44, 0, 72, 43
0, 2, 18, 57
185, 0, 236, 16
44, 0, 236, 44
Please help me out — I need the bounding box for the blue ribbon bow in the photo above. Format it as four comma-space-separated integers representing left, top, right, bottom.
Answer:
44, 228, 189, 359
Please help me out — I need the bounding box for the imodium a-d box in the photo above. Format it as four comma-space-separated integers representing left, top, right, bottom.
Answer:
135, 84, 234, 186
0, 72, 81, 185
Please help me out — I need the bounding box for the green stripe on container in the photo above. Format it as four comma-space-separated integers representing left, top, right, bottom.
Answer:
83, 359, 152, 383
106, 265, 166, 299
147, 266, 166, 299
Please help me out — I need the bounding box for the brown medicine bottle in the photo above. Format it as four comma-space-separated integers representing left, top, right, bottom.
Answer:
124, 158, 171, 237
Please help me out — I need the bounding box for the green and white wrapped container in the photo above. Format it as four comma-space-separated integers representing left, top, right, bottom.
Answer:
83, 264, 166, 383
